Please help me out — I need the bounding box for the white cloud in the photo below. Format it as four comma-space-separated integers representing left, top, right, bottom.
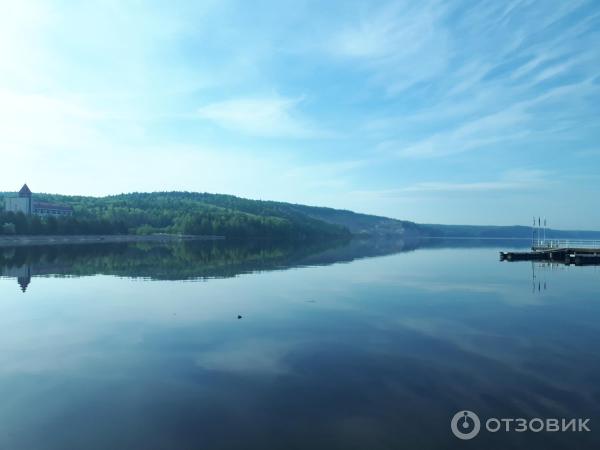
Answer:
197, 96, 326, 138
376, 77, 598, 159
400, 181, 523, 193
388, 108, 529, 158
354, 0, 599, 168
353, 169, 550, 196
328, 1, 450, 93
401, 171, 548, 193
0, 0, 598, 227
282, 159, 369, 190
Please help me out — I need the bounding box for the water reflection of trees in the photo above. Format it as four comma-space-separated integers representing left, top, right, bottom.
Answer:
1, 237, 537, 293
1, 238, 421, 291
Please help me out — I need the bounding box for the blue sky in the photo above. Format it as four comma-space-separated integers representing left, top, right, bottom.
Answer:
1, 0, 599, 228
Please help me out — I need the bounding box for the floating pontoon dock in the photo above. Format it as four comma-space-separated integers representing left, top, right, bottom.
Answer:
500, 239, 600, 265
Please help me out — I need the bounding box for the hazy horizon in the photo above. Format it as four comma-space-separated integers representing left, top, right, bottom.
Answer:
1, 1, 599, 229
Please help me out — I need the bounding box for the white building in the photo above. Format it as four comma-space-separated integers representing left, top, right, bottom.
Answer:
4, 184, 73, 217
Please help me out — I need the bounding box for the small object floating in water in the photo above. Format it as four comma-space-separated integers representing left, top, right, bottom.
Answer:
237, 315, 243, 319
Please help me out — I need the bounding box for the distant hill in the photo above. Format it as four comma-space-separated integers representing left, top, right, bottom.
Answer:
2, 190, 600, 239
416, 223, 600, 239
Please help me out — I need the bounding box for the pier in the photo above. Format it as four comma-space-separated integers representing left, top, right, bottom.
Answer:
501, 239, 600, 265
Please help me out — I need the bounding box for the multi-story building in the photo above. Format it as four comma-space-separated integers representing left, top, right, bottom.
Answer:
4, 184, 73, 217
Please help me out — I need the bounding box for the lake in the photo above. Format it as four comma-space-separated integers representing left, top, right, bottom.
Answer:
1, 239, 599, 449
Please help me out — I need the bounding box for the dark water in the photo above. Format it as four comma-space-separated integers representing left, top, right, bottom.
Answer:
1, 239, 599, 449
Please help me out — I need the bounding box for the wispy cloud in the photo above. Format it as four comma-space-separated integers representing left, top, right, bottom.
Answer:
197, 95, 327, 138
399, 169, 550, 193
328, 1, 450, 93
352, 169, 550, 199
1, 0, 599, 227
376, 76, 598, 159
353, 0, 599, 166
389, 108, 529, 158
283, 159, 369, 190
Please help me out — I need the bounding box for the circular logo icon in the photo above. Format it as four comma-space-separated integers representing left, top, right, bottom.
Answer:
451, 410, 481, 440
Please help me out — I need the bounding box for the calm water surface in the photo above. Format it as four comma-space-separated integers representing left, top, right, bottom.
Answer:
1, 239, 599, 449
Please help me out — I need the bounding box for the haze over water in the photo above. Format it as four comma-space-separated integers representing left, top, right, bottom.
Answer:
1, 239, 599, 449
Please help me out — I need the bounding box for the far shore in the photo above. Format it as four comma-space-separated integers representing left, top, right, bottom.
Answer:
0, 234, 225, 248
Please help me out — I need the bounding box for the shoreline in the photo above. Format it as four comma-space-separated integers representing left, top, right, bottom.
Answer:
0, 234, 225, 248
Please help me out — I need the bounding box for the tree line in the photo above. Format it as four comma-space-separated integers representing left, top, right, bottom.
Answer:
1, 192, 350, 240
0, 211, 128, 236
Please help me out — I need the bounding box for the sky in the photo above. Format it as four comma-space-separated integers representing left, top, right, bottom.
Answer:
1, 0, 599, 228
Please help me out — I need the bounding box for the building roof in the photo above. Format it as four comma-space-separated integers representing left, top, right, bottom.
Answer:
32, 201, 73, 212
18, 184, 32, 197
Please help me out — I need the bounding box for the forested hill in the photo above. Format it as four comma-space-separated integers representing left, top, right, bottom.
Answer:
2, 190, 600, 239
0, 191, 355, 240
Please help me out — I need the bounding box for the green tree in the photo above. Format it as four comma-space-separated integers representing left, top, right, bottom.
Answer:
30, 216, 44, 235
1, 223, 16, 235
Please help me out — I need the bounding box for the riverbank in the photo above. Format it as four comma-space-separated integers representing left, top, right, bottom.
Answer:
0, 234, 225, 247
